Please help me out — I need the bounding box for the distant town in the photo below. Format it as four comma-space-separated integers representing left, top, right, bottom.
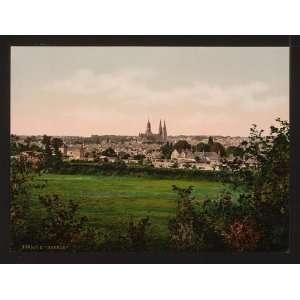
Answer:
11, 119, 249, 171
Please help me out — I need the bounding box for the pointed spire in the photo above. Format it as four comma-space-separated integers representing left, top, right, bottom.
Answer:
163, 120, 167, 141
158, 120, 163, 136
146, 119, 152, 135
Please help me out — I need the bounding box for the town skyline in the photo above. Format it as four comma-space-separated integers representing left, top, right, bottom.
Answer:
11, 47, 289, 136
10, 115, 284, 138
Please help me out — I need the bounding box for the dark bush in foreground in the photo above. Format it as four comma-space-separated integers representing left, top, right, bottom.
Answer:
37, 194, 98, 251
168, 119, 289, 252
100, 217, 151, 252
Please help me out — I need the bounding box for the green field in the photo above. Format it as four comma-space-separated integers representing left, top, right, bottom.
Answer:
31, 174, 228, 239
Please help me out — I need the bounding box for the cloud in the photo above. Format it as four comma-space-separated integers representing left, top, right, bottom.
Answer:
43, 68, 287, 114
13, 68, 287, 136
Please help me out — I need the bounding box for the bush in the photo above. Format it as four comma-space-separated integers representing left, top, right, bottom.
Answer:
56, 161, 226, 181
37, 194, 98, 251
168, 119, 289, 252
100, 217, 151, 252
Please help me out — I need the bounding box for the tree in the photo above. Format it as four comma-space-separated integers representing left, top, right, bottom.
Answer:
41, 135, 53, 169
168, 119, 289, 252
196, 142, 210, 152
102, 147, 116, 157
196, 140, 226, 156
38, 194, 98, 250
10, 157, 35, 249
118, 152, 130, 159
210, 142, 226, 157
51, 138, 63, 169
173, 140, 191, 152
10, 135, 20, 156
221, 118, 290, 250
40, 135, 64, 170
226, 146, 244, 158
133, 154, 145, 161
171, 161, 179, 168
24, 136, 33, 150
160, 142, 173, 159
208, 136, 214, 146
127, 217, 151, 251
168, 185, 196, 251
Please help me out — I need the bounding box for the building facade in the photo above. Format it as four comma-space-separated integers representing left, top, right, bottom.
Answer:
139, 119, 168, 143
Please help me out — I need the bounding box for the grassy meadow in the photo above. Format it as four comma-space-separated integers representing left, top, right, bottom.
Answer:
31, 174, 230, 241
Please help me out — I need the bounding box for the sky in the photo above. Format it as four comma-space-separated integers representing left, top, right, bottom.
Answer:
11, 46, 289, 137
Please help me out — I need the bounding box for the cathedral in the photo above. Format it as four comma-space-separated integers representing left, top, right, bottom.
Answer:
139, 119, 168, 142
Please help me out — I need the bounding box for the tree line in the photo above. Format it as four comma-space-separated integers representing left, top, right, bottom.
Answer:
160, 137, 240, 159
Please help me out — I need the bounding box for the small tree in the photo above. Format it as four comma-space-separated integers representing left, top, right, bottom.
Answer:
173, 140, 191, 152
41, 135, 53, 169
102, 147, 116, 157
160, 142, 173, 159
51, 137, 63, 170
168, 185, 196, 251
38, 194, 98, 251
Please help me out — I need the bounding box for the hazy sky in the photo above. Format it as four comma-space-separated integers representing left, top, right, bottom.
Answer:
11, 46, 289, 136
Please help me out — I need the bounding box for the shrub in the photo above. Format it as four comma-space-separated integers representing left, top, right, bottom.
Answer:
37, 194, 98, 251
100, 217, 151, 252
168, 186, 197, 251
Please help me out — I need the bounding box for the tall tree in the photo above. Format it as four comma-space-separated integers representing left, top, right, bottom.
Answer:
41, 135, 53, 169
173, 140, 191, 153
160, 142, 173, 159
51, 138, 64, 169
102, 147, 116, 157
208, 136, 214, 146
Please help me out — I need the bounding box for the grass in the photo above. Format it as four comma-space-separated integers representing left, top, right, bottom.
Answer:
31, 174, 229, 239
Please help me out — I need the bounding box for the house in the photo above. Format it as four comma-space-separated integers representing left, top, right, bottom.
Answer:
16, 151, 42, 168
170, 149, 180, 159
60, 144, 85, 160
204, 152, 220, 162
171, 149, 194, 160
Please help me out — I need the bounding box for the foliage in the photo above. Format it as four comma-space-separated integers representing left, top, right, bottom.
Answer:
10, 134, 43, 156
208, 136, 214, 146
127, 217, 151, 250
226, 146, 244, 158
133, 154, 146, 162
222, 217, 263, 251
56, 161, 225, 181
41, 135, 64, 171
10, 157, 37, 249
210, 142, 226, 157
51, 138, 64, 170
168, 119, 289, 252
168, 186, 197, 251
37, 194, 98, 251
160, 142, 174, 159
196, 138, 226, 157
118, 152, 130, 159
101, 217, 151, 251
195, 142, 210, 152
173, 140, 191, 152
10, 155, 97, 251
102, 147, 117, 157
219, 119, 289, 250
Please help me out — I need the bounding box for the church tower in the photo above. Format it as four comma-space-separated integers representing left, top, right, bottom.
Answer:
163, 120, 168, 141
145, 119, 152, 136
158, 120, 163, 137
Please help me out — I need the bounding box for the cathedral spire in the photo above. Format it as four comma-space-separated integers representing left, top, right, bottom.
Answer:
146, 119, 152, 135
158, 120, 163, 136
163, 120, 167, 141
